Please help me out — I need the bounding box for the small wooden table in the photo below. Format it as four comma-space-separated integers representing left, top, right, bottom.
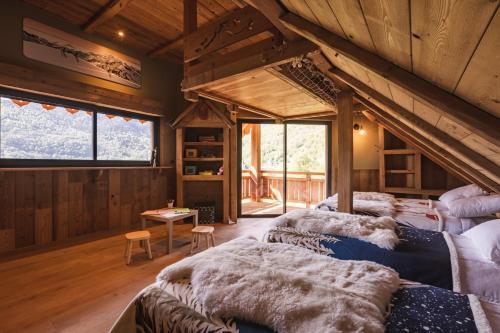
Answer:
140, 208, 198, 254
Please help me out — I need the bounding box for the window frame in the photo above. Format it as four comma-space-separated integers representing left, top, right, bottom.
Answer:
0, 87, 159, 167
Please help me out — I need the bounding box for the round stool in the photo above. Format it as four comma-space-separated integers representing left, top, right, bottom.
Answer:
124, 230, 153, 264
190, 226, 215, 254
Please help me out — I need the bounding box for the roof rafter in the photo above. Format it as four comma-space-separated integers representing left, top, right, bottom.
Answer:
243, 0, 299, 41
330, 68, 500, 187
82, 0, 133, 33
280, 12, 500, 147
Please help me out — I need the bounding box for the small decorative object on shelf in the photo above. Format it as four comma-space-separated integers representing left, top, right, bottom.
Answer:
199, 170, 214, 176
185, 148, 198, 158
217, 166, 223, 175
198, 135, 216, 142
150, 147, 157, 167
184, 165, 197, 175
167, 199, 174, 208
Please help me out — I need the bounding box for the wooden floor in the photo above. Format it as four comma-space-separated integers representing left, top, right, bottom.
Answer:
0, 219, 270, 333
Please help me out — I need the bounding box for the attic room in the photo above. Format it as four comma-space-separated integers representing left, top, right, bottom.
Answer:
0, 0, 499, 332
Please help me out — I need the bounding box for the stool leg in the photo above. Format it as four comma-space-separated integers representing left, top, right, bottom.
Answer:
194, 233, 199, 248
124, 240, 129, 257
126, 240, 133, 265
205, 234, 209, 250
145, 239, 153, 260
211, 233, 216, 247
190, 233, 196, 254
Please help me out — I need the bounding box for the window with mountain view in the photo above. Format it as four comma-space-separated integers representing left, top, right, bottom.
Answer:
97, 113, 153, 161
0, 92, 156, 165
0, 97, 93, 160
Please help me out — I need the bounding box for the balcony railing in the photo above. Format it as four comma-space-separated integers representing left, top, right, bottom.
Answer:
242, 169, 326, 208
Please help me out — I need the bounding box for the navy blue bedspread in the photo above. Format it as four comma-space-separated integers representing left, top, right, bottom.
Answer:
266, 226, 452, 290
235, 286, 478, 333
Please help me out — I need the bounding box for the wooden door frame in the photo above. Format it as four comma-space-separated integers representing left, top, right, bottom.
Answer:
237, 119, 332, 218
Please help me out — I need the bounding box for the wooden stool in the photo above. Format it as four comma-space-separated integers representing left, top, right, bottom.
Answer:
124, 231, 153, 265
190, 226, 215, 254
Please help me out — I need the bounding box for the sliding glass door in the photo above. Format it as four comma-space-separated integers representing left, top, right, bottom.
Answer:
238, 120, 330, 217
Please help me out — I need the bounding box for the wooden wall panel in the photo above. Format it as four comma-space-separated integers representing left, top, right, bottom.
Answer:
0, 168, 172, 254
353, 169, 379, 192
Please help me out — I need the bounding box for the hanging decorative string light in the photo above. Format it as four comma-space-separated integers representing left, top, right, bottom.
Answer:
86, 111, 92, 116
64, 107, 79, 114
11, 99, 30, 107
106, 114, 115, 119
123, 117, 132, 122
139, 119, 147, 124
42, 104, 56, 111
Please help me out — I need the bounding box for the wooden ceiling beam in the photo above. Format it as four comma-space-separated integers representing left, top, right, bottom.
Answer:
197, 91, 282, 120
82, 0, 133, 33
184, 6, 274, 62
364, 105, 499, 193
280, 12, 500, 147
284, 111, 335, 120
243, 0, 299, 41
183, 38, 317, 91
330, 68, 500, 185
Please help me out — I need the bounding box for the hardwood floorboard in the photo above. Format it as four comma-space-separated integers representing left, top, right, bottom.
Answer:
0, 219, 269, 333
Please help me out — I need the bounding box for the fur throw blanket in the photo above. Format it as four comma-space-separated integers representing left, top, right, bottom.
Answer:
317, 195, 396, 216
268, 209, 399, 249
157, 237, 400, 333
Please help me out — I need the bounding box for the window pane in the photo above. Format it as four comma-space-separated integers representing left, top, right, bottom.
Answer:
97, 113, 153, 161
0, 97, 93, 159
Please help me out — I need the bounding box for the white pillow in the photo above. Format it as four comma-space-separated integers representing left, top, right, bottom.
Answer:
439, 184, 487, 206
448, 195, 500, 218
463, 219, 500, 263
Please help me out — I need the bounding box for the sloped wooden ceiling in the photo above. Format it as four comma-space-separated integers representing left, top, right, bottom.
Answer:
268, 0, 499, 191
23, 0, 253, 60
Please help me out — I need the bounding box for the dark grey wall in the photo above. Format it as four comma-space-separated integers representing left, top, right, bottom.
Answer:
0, 0, 184, 116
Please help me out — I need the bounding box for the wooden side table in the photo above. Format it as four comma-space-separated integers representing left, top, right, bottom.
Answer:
140, 208, 198, 254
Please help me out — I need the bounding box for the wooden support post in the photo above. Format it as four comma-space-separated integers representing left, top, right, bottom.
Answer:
378, 125, 385, 193
331, 120, 338, 194
337, 88, 354, 213
229, 109, 238, 222
176, 128, 184, 208
223, 127, 230, 223
183, 0, 197, 102
305, 173, 312, 208
250, 124, 261, 202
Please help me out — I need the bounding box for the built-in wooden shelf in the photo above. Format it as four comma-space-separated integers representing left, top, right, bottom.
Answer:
386, 169, 415, 174
385, 187, 446, 196
184, 141, 223, 146
183, 157, 224, 162
183, 175, 223, 181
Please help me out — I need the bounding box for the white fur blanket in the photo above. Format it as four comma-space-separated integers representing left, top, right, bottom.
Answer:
157, 237, 400, 333
317, 195, 396, 216
268, 209, 399, 249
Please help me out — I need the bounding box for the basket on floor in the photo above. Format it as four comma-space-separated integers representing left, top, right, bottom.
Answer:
194, 202, 215, 224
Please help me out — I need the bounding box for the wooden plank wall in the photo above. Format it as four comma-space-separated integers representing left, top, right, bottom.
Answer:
353, 169, 379, 192
0, 168, 173, 254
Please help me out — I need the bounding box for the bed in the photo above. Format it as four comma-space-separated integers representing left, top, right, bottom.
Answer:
110, 238, 498, 333
316, 192, 492, 234
264, 209, 500, 303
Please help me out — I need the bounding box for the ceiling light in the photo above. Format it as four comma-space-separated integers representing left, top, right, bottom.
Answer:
117, 30, 125, 38
353, 123, 367, 136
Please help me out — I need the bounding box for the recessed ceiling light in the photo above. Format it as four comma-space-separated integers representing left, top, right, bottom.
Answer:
117, 30, 125, 38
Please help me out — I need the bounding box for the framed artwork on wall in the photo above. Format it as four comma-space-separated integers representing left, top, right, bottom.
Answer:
23, 18, 142, 88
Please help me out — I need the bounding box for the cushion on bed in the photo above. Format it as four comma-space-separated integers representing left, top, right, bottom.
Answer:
448, 195, 500, 218
439, 184, 487, 207
463, 219, 500, 264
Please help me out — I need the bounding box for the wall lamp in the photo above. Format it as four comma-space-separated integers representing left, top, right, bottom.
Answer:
353, 123, 367, 136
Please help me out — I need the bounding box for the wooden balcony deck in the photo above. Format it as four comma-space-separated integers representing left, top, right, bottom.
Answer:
241, 169, 325, 215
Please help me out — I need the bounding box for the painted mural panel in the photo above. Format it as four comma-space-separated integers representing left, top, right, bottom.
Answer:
23, 18, 141, 88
